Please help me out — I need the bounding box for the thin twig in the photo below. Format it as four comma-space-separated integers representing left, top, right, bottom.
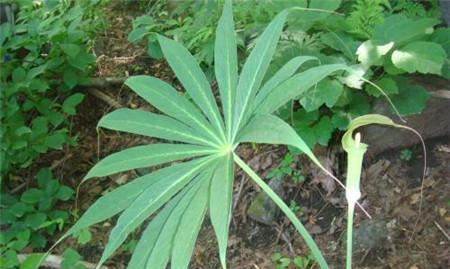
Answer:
87, 88, 122, 109
434, 221, 450, 241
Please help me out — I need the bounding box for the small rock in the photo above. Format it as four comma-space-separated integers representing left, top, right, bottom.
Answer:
247, 177, 285, 225
352, 219, 388, 250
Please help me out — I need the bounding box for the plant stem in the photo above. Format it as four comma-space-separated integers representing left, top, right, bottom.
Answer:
346, 203, 355, 269
233, 153, 329, 269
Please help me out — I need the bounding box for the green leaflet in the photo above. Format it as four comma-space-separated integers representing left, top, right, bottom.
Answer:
171, 171, 210, 269
209, 153, 234, 269
237, 114, 328, 180
98, 108, 215, 147
254, 56, 318, 109
95, 156, 214, 268
231, 10, 288, 140
127, 184, 185, 269
233, 154, 329, 269
144, 172, 210, 269
255, 64, 349, 114
158, 35, 226, 141
83, 144, 216, 180
62, 159, 208, 243
215, 0, 238, 142
125, 76, 221, 146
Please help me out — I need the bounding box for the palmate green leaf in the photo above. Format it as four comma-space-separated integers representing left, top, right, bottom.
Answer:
231, 10, 288, 140
125, 76, 222, 146
391, 41, 447, 75
215, 0, 238, 141
84, 144, 216, 180
158, 35, 225, 141
255, 64, 349, 114
95, 156, 215, 268
209, 153, 234, 269
62, 3, 354, 269
98, 108, 215, 147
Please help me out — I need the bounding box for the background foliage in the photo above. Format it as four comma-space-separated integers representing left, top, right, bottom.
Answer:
130, 0, 448, 150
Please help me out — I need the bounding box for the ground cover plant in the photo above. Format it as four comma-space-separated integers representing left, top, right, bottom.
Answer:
0, 0, 103, 176
0, 1, 104, 267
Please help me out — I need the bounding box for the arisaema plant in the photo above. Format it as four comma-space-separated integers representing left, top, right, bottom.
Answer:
53, 2, 360, 269
342, 114, 426, 269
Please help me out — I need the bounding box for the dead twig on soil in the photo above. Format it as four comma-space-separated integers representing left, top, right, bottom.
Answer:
434, 221, 450, 241
87, 88, 122, 109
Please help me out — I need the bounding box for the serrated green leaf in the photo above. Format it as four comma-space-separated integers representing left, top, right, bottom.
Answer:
391, 41, 447, 75
158, 35, 225, 140
431, 28, 450, 55
373, 15, 439, 45
209, 153, 234, 269
356, 40, 394, 68
299, 78, 343, 112
365, 77, 398, 97
232, 10, 288, 139
84, 144, 215, 180
391, 78, 429, 115
215, 0, 238, 141
313, 116, 334, 146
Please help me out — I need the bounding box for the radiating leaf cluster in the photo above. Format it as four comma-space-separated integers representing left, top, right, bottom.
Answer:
60, 2, 355, 269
